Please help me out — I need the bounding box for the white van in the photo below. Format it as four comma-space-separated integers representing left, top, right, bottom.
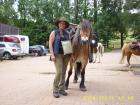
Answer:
0, 35, 29, 56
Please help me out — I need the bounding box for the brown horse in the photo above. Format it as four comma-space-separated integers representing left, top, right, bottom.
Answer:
120, 42, 140, 67
65, 19, 93, 91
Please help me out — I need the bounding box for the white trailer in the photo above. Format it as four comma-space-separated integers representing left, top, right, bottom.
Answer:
3, 35, 29, 55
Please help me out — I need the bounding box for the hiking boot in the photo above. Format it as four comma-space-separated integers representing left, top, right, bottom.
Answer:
53, 91, 59, 98
59, 90, 68, 96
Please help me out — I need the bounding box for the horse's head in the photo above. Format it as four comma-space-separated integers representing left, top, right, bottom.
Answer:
79, 19, 92, 45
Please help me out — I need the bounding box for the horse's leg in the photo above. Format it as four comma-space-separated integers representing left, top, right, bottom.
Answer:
65, 61, 73, 90
89, 43, 93, 63
89, 53, 93, 63
93, 53, 97, 63
80, 67, 87, 91
127, 53, 132, 68
73, 62, 81, 83
98, 47, 102, 63
65, 69, 72, 90
73, 70, 78, 83
98, 52, 101, 63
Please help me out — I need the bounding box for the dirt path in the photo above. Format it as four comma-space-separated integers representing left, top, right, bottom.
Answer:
0, 50, 140, 105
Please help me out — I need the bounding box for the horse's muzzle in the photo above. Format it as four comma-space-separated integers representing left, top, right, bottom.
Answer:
80, 37, 89, 45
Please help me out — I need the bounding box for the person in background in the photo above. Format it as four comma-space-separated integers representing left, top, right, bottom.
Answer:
49, 17, 71, 98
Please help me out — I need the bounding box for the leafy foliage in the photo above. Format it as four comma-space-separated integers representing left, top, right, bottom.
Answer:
0, 0, 139, 46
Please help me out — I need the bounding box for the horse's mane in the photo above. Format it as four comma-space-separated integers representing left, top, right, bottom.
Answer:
79, 19, 92, 33
72, 27, 80, 48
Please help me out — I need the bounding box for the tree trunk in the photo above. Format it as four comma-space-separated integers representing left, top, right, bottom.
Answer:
120, 32, 124, 48
94, 0, 97, 32
94, 0, 97, 23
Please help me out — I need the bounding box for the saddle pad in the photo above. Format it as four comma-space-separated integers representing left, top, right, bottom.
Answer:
129, 43, 140, 50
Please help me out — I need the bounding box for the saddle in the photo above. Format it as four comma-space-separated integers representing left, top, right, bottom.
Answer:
129, 42, 140, 50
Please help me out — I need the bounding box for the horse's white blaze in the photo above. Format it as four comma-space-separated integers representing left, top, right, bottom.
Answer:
81, 36, 89, 41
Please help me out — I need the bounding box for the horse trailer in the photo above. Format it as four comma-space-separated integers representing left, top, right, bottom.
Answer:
0, 35, 29, 56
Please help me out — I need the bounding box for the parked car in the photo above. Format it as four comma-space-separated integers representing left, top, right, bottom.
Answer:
34, 45, 47, 55
0, 42, 22, 59
0, 47, 4, 61
29, 45, 47, 56
29, 46, 43, 56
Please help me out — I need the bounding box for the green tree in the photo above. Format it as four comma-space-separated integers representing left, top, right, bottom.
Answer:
0, 0, 17, 24
124, 0, 140, 40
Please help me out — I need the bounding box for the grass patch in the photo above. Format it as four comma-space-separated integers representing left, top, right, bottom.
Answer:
109, 37, 137, 49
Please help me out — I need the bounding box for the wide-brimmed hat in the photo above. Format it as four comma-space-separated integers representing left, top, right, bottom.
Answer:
55, 17, 69, 29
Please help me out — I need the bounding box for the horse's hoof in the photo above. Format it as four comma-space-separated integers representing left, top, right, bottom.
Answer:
73, 80, 77, 83
89, 59, 93, 63
80, 85, 87, 91
126, 64, 129, 67
80, 87, 87, 91
126, 64, 132, 68
65, 87, 68, 90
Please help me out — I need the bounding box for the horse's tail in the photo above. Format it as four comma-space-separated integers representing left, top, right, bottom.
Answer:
119, 43, 127, 64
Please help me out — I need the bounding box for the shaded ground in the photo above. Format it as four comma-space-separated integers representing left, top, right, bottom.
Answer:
0, 50, 140, 105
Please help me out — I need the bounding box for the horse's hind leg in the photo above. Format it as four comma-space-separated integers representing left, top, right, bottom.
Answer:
80, 67, 87, 91
73, 70, 78, 83
93, 53, 97, 63
98, 53, 101, 63
73, 63, 80, 83
127, 53, 132, 67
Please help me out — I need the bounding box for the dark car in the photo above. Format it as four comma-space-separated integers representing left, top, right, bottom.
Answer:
34, 45, 47, 55
29, 45, 47, 56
